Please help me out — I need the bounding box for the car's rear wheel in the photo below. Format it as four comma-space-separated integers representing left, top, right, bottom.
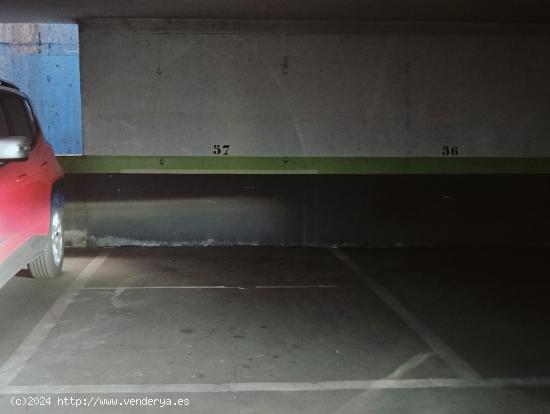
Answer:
28, 190, 64, 278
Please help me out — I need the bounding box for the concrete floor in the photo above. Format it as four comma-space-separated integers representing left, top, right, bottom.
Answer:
0, 246, 549, 413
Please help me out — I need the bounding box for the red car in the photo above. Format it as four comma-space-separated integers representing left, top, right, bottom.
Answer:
0, 79, 65, 288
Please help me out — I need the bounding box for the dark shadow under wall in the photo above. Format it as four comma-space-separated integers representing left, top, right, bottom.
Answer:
63, 174, 550, 247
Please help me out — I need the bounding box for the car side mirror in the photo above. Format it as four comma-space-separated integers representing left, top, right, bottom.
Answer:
0, 136, 31, 162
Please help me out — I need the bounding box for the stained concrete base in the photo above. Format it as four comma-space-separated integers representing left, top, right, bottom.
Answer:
0, 247, 549, 413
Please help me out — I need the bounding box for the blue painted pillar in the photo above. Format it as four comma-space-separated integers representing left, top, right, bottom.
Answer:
0, 24, 83, 155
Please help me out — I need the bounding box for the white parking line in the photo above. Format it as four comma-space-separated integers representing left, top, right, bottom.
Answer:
80, 285, 363, 290
333, 249, 482, 381
0, 251, 111, 389
82, 286, 247, 290
2, 377, 550, 395
330, 352, 436, 413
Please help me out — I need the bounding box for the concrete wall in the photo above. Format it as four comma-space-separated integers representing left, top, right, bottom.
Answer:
0, 23, 82, 154
80, 20, 550, 159
64, 174, 550, 247
68, 19, 550, 247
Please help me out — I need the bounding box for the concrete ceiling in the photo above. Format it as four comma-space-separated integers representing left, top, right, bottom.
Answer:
0, 0, 550, 23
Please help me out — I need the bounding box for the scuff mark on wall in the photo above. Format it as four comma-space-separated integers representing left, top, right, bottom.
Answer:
0, 24, 40, 54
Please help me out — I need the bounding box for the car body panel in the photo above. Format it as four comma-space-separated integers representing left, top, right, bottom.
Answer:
0, 83, 64, 287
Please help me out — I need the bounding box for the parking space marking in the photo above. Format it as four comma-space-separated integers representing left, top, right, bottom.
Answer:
333, 249, 482, 381
81, 285, 364, 290
82, 285, 248, 290
2, 377, 550, 395
0, 251, 111, 390
330, 352, 436, 413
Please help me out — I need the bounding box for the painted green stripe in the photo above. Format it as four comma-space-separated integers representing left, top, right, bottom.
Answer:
57, 156, 550, 174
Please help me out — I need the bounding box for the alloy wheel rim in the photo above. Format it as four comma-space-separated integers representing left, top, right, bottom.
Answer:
51, 210, 63, 265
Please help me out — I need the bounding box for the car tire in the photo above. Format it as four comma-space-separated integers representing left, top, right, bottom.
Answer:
28, 190, 64, 279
